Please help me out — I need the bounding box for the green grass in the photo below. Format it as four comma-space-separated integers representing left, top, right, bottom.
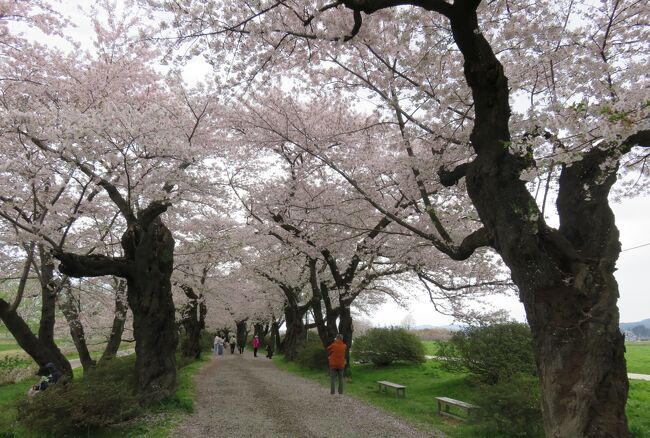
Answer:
87, 355, 209, 438
421, 340, 441, 356
0, 354, 209, 438
274, 357, 485, 437
628, 380, 650, 437
627, 342, 650, 374
424, 340, 650, 376
275, 355, 650, 438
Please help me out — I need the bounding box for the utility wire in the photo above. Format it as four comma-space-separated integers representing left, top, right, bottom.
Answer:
621, 242, 650, 252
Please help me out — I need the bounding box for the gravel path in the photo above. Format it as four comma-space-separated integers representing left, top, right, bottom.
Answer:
173, 352, 444, 438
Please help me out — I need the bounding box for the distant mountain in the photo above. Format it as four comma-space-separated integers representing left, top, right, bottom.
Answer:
414, 324, 464, 331
620, 318, 650, 331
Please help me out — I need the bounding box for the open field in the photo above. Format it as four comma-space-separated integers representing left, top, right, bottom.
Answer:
626, 341, 650, 375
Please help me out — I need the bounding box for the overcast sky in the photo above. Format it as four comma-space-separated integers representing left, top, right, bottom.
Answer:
372, 195, 649, 327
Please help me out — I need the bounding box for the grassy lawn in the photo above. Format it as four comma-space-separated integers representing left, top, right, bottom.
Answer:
275, 353, 650, 438
0, 355, 208, 438
628, 380, 650, 438
626, 342, 650, 374
275, 358, 490, 437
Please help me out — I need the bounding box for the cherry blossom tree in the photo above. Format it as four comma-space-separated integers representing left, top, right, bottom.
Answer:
147, 1, 648, 435
0, 2, 227, 401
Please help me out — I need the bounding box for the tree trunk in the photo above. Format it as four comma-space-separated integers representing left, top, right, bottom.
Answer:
100, 278, 128, 362
282, 304, 306, 360
58, 287, 95, 371
37, 247, 73, 376
124, 217, 177, 403
338, 302, 354, 376
448, 10, 631, 437
271, 320, 281, 352
235, 319, 248, 348
0, 250, 72, 376
0, 299, 63, 368
179, 285, 205, 359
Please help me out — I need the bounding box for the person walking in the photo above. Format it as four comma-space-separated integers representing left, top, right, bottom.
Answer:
214, 334, 224, 356
327, 334, 347, 395
229, 335, 237, 354
252, 335, 261, 357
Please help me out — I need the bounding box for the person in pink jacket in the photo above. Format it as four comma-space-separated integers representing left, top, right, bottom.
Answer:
252, 335, 261, 357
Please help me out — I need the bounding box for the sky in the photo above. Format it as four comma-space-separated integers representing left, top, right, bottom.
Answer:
371, 195, 650, 327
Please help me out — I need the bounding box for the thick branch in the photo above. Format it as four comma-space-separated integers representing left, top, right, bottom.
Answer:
439, 162, 469, 186
53, 250, 130, 279
622, 129, 650, 151
10, 242, 35, 312
138, 200, 172, 229
342, 0, 453, 16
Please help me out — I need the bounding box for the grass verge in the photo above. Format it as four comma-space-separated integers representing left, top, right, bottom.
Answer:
275, 355, 650, 438
0, 355, 208, 438
274, 356, 486, 437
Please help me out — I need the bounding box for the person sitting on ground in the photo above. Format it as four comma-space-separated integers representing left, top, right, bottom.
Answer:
28, 362, 62, 396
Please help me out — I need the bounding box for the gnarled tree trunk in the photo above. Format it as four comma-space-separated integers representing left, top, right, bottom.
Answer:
282, 302, 307, 360
100, 278, 128, 362
56, 202, 178, 403
447, 9, 631, 437
123, 217, 177, 403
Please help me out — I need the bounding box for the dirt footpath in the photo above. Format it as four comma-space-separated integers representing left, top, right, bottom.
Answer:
172, 352, 444, 438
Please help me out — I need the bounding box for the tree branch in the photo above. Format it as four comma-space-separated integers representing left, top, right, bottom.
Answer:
438, 162, 470, 186
53, 250, 130, 279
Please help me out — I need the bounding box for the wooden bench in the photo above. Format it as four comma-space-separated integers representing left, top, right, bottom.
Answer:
435, 397, 480, 422
377, 380, 406, 398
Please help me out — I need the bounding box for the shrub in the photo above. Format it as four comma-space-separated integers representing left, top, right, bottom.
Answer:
353, 327, 425, 366
474, 375, 544, 437
15, 356, 142, 436
438, 322, 536, 384
200, 330, 215, 352
295, 337, 328, 370
0, 355, 36, 384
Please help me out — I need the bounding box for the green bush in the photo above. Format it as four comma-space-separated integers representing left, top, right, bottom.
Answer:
295, 337, 328, 370
15, 356, 141, 436
474, 376, 544, 437
438, 322, 536, 384
200, 330, 215, 351
353, 327, 425, 366
0, 355, 35, 384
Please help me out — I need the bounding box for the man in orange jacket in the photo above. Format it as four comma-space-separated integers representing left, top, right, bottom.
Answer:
327, 334, 347, 395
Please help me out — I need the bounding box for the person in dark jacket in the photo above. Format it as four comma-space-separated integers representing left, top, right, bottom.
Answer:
266, 343, 274, 359
28, 362, 62, 396
327, 334, 347, 395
